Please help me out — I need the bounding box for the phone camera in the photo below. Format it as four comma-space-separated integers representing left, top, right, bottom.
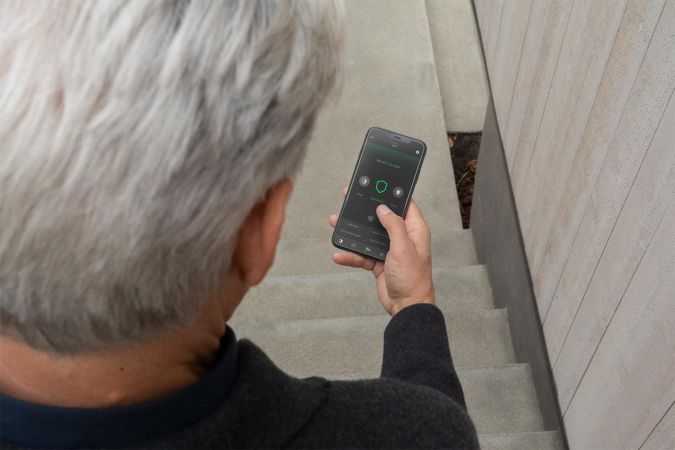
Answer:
416, 150, 420, 155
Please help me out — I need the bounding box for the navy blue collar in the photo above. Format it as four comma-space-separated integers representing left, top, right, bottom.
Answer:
0, 327, 238, 449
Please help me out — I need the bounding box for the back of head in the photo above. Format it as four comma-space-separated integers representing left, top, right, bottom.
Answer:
0, 0, 343, 353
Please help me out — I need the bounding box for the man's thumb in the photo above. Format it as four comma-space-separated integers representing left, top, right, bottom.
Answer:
376, 204, 408, 244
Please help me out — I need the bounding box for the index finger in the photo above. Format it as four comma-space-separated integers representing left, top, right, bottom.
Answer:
403, 199, 431, 251
404, 200, 429, 231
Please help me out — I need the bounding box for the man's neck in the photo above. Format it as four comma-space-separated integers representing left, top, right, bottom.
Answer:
0, 294, 236, 408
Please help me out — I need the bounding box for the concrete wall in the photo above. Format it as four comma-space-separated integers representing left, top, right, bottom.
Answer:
471, 98, 566, 436
473, 0, 675, 448
425, 0, 488, 132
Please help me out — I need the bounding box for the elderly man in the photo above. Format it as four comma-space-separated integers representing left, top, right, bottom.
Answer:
0, 1, 478, 449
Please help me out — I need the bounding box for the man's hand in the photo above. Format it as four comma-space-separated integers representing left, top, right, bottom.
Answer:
329, 189, 435, 316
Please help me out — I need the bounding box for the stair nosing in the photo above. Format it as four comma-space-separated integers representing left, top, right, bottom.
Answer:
233, 307, 508, 326
260, 264, 488, 282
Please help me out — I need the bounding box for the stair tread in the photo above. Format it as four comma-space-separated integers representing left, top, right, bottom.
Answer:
238, 265, 493, 322
231, 311, 515, 374
282, 0, 463, 243
461, 365, 545, 434
479, 431, 565, 450
270, 232, 478, 277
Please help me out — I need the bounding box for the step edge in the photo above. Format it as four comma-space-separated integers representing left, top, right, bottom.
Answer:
232, 307, 508, 327
261, 264, 487, 281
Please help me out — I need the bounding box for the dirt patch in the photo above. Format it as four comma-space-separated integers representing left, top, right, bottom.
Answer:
448, 132, 481, 229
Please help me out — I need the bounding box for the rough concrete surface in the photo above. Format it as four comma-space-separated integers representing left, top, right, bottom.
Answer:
426, 0, 488, 132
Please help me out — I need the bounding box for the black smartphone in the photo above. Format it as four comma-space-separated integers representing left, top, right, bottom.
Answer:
332, 127, 426, 261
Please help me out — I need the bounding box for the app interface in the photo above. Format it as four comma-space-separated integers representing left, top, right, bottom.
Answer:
334, 129, 423, 259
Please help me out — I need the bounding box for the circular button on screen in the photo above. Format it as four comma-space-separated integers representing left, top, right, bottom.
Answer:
393, 187, 404, 198
358, 175, 370, 187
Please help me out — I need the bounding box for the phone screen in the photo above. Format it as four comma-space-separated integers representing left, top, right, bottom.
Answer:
332, 127, 426, 260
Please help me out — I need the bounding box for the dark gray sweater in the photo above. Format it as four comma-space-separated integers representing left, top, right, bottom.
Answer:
0, 304, 478, 449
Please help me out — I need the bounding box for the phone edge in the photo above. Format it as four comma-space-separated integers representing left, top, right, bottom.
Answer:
331, 127, 427, 262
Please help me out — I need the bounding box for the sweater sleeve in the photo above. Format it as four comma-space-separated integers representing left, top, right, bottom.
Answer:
381, 303, 467, 409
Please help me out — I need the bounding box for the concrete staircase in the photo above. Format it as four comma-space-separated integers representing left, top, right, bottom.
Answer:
231, 1, 563, 448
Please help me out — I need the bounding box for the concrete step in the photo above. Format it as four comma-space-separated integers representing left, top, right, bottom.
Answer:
460, 365, 544, 434
284, 0, 464, 242
326, 364, 544, 435
479, 431, 565, 450
270, 230, 479, 277
231, 311, 515, 375
237, 265, 493, 322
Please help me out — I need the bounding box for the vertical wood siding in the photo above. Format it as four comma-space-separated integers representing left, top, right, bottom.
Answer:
473, 0, 675, 447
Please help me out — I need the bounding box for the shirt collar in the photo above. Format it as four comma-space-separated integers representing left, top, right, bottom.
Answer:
0, 327, 238, 449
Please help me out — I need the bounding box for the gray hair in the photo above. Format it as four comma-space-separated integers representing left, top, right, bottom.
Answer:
0, 0, 343, 353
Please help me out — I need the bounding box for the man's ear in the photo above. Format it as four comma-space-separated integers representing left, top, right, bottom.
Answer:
232, 179, 293, 287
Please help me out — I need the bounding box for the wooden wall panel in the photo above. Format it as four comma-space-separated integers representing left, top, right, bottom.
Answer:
516, 0, 626, 266
474, 0, 486, 39
562, 200, 675, 449
642, 403, 675, 450
553, 90, 675, 411
490, 0, 532, 134
474, 0, 501, 75
474, 0, 675, 446
482, 0, 505, 77
502, 0, 572, 188
532, 0, 666, 325
543, 0, 675, 363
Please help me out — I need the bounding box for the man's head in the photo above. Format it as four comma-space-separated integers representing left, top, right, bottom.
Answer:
0, 0, 343, 353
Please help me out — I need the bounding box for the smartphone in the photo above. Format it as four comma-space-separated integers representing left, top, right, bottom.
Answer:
332, 127, 426, 261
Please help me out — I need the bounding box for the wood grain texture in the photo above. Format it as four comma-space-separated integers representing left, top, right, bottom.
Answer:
532, 0, 666, 324
543, 1, 675, 364
562, 199, 675, 449
474, 0, 486, 38
641, 403, 675, 450
517, 0, 627, 262
482, 0, 505, 80
554, 88, 675, 411
503, 0, 572, 188
490, 0, 532, 136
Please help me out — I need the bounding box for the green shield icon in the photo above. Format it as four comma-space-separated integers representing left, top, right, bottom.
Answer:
375, 179, 388, 194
